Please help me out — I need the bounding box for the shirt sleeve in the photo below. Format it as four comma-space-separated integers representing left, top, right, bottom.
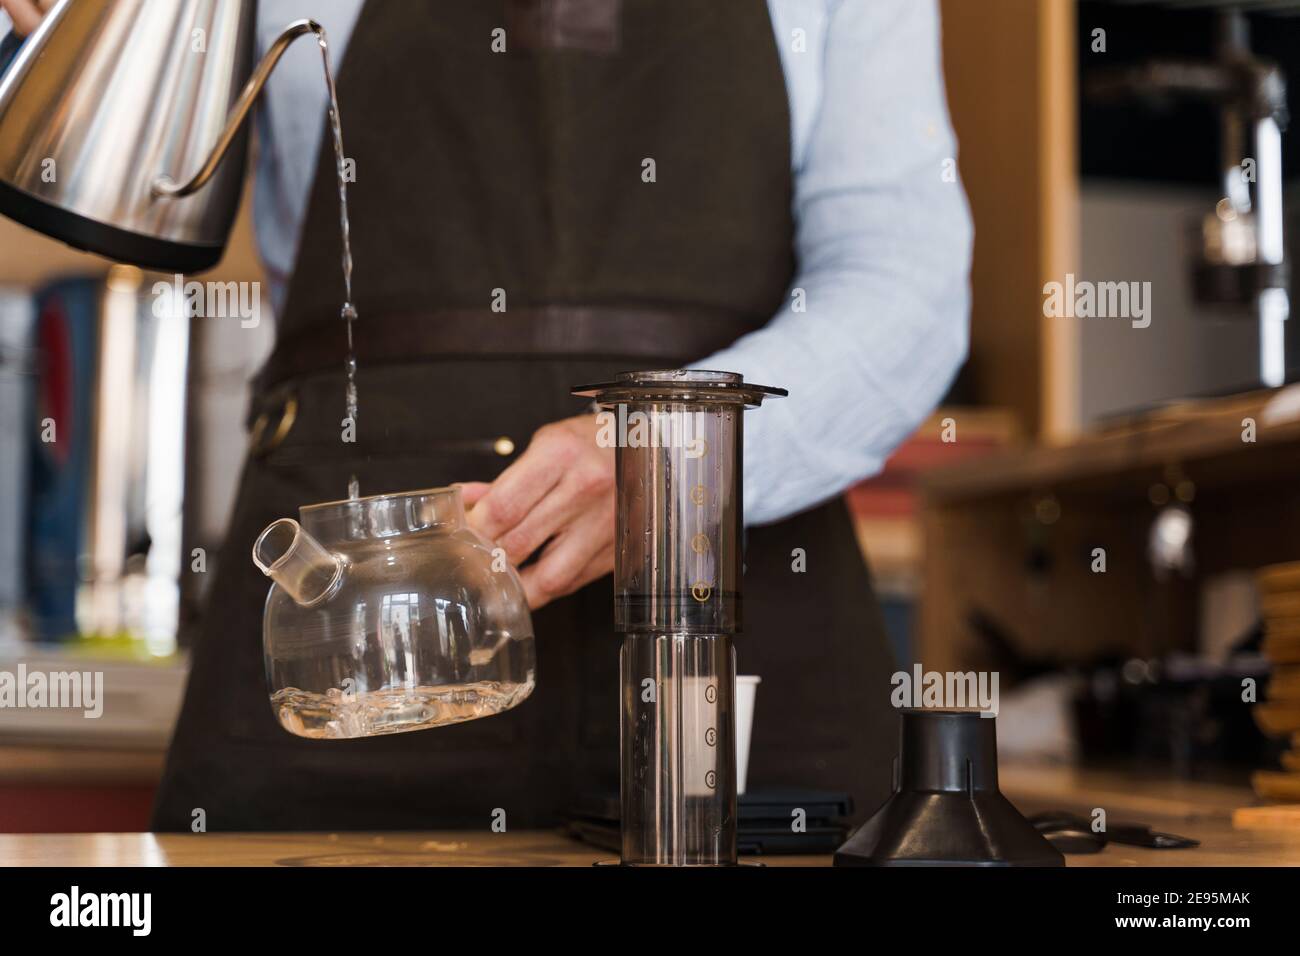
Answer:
0, 15, 25, 77
701, 0, 973, 527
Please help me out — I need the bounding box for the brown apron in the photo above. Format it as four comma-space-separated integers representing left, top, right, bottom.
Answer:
152, 0, 899, 831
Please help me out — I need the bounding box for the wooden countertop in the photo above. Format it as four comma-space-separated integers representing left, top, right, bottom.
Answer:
1, 820, 1295, 867
1002, 765, 1300, 867
0, 830, 823, 867
3, 765, 1296, 866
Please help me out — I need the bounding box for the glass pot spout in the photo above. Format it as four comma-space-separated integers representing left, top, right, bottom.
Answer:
252, 518, 344, 607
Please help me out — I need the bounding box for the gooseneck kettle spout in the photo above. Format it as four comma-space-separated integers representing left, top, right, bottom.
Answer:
0, 1, 334, 272
152, 19, 323, 200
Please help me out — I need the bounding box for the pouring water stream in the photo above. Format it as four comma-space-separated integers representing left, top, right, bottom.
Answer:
311, 26, 361, 501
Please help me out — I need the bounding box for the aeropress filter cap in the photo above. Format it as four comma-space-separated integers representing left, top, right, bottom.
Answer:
834, 709, 1064, 867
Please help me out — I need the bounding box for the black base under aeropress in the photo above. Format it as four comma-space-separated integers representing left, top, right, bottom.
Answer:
834, 709, 1064, 867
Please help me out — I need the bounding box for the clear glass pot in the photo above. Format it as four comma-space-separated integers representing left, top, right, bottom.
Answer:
251, 487, 535, 739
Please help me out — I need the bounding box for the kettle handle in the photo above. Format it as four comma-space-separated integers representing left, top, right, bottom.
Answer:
152, 19, 323, 200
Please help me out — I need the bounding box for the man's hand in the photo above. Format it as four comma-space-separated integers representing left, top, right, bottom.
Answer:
460, 414, 615, 610
1, 0, 56, 36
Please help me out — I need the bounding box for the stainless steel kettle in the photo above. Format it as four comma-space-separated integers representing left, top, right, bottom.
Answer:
0, 0, 323, 272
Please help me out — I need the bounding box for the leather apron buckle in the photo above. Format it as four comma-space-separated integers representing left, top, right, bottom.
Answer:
249, 391, 298, 458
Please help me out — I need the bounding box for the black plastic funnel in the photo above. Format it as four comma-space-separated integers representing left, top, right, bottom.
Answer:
834, 709, 1064, 867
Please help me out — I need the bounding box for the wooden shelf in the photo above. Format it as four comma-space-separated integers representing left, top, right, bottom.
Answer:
923, 388, 1300, 504
916, 388, 1300, 672
0, 744, 165, 785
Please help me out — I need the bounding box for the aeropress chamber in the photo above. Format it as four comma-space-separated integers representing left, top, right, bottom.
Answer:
834, 709, 1064, 867
572, 370, 785, 866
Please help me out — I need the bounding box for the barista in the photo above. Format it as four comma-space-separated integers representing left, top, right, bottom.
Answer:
1, 0, 971, 830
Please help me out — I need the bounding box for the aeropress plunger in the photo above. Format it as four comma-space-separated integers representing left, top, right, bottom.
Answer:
834, 709, 1064, 866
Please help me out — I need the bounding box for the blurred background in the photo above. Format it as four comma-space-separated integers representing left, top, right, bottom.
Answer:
3, 0, 1300, 831
0, 176, 270, 828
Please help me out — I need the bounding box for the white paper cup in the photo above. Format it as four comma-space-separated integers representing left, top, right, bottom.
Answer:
735, 675, 761, 795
